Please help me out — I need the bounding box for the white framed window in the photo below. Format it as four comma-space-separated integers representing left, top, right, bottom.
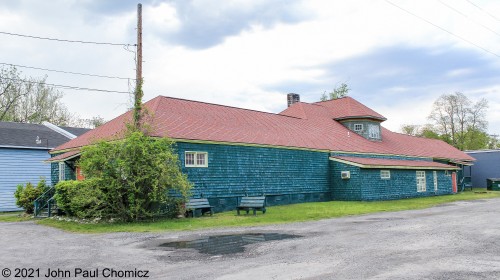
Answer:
368, 124, 380, 139
353, 124, 363, 132
416, 171, 426, 192
380, 170, 390, 179
433, 171, 438, 192
185, 151, 208, 167
59, 162, 66, 181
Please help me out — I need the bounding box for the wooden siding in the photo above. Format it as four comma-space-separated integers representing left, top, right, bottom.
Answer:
51, 161, 76, 186
0, 148, 51, 211
47, 141, 457, 211
331, 161, 363, 200
359, 169, 452, 200
330, 153, 453, 201
177, 142, 331, 211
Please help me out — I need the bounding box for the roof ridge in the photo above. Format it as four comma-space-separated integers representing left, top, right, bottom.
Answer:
296, 102, 307, 119
149, 95, 163, 116
278, 102, 310, 119
42, 121, 77, 139
156, 95, 304, 120
312, 96, 351, 104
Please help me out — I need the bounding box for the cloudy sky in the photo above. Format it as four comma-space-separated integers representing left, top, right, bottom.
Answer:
1, 0, 500, 134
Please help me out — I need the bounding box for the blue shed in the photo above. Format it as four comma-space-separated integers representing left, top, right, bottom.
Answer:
0, 122, 89, 212
465, 150, 500, 188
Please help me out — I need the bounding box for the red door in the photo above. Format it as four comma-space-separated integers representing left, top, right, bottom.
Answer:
76, 166, 85, 181
452, 172, 457, 193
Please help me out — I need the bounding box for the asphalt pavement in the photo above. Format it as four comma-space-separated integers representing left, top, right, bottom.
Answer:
1, 198, 499, 279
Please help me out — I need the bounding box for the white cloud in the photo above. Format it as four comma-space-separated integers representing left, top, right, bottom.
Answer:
145, 2, 180, 34
1, 0, 500, 135
446, 68, 475, 78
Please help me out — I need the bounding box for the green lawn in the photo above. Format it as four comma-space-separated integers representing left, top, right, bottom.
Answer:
30, 190, 500, 234
0, 211, 32, 222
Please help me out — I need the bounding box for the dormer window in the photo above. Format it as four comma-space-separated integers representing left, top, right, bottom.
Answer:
340, 121, 382, 141
368, 124, 380, 139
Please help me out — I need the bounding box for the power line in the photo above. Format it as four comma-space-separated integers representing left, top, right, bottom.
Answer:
0, 62, 134, 81
466, 0, 500, 22
437, 0, 500, 39
0, 76, 130, 94
0, 31, 136, 47
385, 0, 500, 58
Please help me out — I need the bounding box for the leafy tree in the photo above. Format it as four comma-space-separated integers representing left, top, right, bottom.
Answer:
463, 129, 490, 150
0, 65, 72, 125
89, 116, 106, 128
69, 116, 106, 129
487, 135, 500, 149
429, 92, 488, 150
401, 92, 490, 151
400, 124, 443, 140
76, 128, 192, 221
1, 66, 27, 120
320, 83, 350, 101
400, 124, 420, 136
420, 126, 442, 140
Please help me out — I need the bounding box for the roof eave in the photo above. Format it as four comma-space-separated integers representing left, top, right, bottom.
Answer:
0, 145, 53, 150
44, 152, 81, 163
329, 157, 460, 170
334, 115, 387, 122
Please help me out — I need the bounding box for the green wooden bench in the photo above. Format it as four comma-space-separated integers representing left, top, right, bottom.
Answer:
237, 196, 266, 215
185, 198, 214, 217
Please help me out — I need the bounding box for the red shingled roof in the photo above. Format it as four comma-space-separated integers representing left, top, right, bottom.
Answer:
45, 150, 81, 162
314, 97, 386, 121
331, 156, 459, 170
51, 95, 474, 162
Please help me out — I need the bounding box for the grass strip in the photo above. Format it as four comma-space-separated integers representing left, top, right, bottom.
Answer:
0, 211, 31, 222
30, 190, 500, 234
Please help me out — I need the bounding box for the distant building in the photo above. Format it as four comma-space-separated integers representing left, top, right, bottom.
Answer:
465, 150, 500, 188
48, 95, 473, 212
0, 122, 89, 211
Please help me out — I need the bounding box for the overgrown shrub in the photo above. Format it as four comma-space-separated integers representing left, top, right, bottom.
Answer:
14, 179, 49, 214
71, 130, 191, 221
53, 180, 77, 215
152, 197, 185, 219
69, 181, 106, 219
54, 179, 107, 219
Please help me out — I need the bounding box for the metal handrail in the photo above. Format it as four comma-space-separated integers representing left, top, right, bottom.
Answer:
33, 186, 56, 217
459, 176, 472, 192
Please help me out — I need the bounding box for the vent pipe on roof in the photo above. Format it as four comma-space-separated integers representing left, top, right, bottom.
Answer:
287, 93, 300, 107
42, 121, 77, 139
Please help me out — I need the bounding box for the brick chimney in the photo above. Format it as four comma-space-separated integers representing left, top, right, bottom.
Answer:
287, 93, 300, 107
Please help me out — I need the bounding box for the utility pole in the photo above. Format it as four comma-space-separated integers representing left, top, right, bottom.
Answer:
134, 3, 143, 129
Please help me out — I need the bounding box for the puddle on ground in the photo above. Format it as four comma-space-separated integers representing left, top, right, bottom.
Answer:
365, 217, 404, 221
435, 204, 453, 207
352, 217, 404, 223
467, 199, 487, 203
158, 233, 300, 256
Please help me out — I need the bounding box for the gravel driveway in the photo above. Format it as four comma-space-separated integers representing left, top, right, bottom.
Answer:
1, 198, 500, 280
